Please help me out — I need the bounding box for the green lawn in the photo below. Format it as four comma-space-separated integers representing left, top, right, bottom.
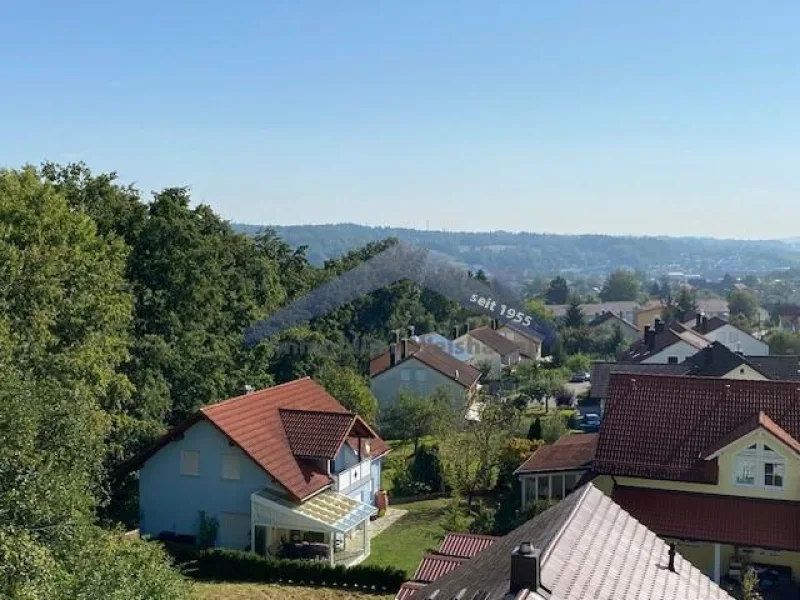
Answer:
193, 582, 392, 599
362, 498, 450, 577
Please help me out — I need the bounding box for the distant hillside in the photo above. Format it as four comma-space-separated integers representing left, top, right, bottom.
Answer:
234, 223, 800, 280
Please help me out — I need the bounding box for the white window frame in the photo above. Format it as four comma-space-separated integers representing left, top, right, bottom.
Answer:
733, 441, 786, 490
180, 450, 200, 477
222, 454, 241, 480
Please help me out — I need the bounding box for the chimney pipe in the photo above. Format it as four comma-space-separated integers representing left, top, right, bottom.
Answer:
491, 318, 498, 330
654, 318, 663, 333
701, 316, 708, 333
408, 325, 415, 338
668, 543, 676, 572
389, 343, 397, 367
401, 339, 408, 359
510, 542, 541, 594
695, 313, 702, 329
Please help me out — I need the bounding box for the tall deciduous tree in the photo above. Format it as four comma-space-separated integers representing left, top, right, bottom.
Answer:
318, 366, 379, 424
380, 387, 454, 452
728, 289, 758, 320
600, 270, 640, 301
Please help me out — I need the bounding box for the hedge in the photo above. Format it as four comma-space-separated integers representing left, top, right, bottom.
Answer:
160, 543, 405, 592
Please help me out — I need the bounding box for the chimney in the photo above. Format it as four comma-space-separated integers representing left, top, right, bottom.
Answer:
243, 384, 255, 395
643, 325, 655, 351
491, 318, 498, 330
454, 369, 459, 381
701, 316, 708, 333
408, 325, 415, 338
695, 313, 702, 329
401, 339, 409, 359
510, 542, 541, 594
668, 543, 676, 572
389, 343, 397, 366
654, 318, 663, 333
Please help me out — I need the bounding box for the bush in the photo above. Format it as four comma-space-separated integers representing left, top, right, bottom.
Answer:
184, 547, 404, 591
527, 417, 542, 440
541, 413, 567, 443
559, 408, 579, 429
410, 444, 446, 493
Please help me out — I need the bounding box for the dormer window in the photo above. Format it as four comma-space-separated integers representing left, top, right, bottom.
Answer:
734, 442, 785, 489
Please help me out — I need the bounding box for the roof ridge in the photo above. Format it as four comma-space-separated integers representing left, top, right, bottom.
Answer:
539, 483, 593, 568
201, 377, 313, 413
279, 407, 356, 417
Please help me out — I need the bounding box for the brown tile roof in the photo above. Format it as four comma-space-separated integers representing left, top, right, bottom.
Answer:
613, 486, 800, 552
438, 532, 498, 559
412, 554, 466, 583
125, 378, 389, 501
594, 374, 800, 483
280, 409, 370, 459
701, 411, 800, 458
369, 340, 480, 388
515, 433, 598, 474
466, 326, 521, 356
417, 483, 733, 600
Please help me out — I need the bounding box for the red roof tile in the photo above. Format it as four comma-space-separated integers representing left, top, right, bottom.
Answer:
412, 554, 466, 584
395, 582, 426, 600
515, 433, 598, 474
595, 374, 800, 483
438, 532, 497, 559
613, 486, 800, 551
126, 378, 389, 501
280, 409, 360, 459
702, 411, 800, 458
370, 340, 480, 388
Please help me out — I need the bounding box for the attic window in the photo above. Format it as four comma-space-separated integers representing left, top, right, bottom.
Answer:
222, 454, 241, 480
734, 442, 785, 490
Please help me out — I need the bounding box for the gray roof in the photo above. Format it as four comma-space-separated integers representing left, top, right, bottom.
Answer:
684, 343, 800, 380
590, 362, 692, 401
416, 483, 732, 600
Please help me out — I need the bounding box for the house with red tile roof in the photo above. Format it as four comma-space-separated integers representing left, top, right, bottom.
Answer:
591, 373, 800, 588
125, 377, 389, 566
515, 433, 598, 508
370, 338, 481, 412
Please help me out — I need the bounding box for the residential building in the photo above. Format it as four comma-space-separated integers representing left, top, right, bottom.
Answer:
586, 311, 640, 343
618, 320, 709, 364
548, 301, 639, 324
454, 325, 521, 379
416, 331, 473, 363
411, 483, 733, 600
687, 314, 769, 356
127, 378, 389, 566
633, 300, 666, 330
592, 374, 800, 585
686, 342, 800, 381
515, 433, 598, 508
496, 321, 544, 361
588, 362, 693, 411
779, 305, 800, 332
369, 339, 481, 411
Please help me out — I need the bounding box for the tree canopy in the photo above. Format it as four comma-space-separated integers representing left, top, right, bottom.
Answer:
600, 269, 640, 301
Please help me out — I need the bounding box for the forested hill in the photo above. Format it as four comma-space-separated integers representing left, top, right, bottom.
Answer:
234, 223, 800, 280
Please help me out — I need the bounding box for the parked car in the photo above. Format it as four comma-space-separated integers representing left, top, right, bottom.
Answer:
579, 413, 601, 432
570, 371, 591, 383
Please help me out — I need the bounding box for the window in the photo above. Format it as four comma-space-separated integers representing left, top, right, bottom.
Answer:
400, 369, 411, 381
222, 454, 240, 480
180, 450, 200, 476
734, 442, 785, 489
415, 369, 427, 382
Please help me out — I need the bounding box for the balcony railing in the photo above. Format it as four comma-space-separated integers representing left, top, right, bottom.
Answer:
334, 459, 371, 492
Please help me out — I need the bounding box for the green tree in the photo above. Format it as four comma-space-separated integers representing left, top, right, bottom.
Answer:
728, 289, 758, 320
541, 413, 568, 443
662, 288, 697, 323
565, 353, 591, 374
380, 387, 454, 452
600, 269, 640, 301
545, 276, 569, 305
562, 298, 585, 328
765, 330, 800, 355
318, 366, 378, 424
527, 417, 543, 440
518, 365, 567, 412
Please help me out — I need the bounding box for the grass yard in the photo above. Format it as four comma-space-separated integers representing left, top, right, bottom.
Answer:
193, 582, 392, 599
362, 497, 451, 577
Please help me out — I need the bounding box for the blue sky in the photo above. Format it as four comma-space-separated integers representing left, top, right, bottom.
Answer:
2, 1, 798, 238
